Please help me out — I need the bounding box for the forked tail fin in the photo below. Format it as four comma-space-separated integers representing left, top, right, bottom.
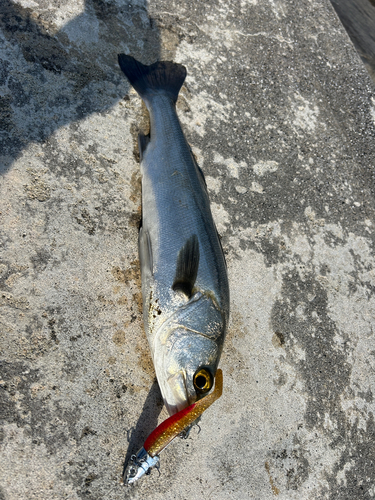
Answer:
118, 54, 186, 104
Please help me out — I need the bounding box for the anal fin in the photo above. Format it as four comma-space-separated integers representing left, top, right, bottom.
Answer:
172, 235, 200, 298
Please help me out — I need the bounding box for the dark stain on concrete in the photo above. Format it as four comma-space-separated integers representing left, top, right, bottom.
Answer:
72, 206, 97, 235
112, 260, 141, 288
270, 437, 310, 491
30, 247, 52, 272
326, 413, 375, 499
265, 461, 280, 495
112, 329, 126, 347
272, 269, 352, 432
135, 338, 155, 378
272, 331, 286, 348
179, 6, 375, 245
0, 360, 81, 454
269, 266, 375, 496
129, 170, 142, 204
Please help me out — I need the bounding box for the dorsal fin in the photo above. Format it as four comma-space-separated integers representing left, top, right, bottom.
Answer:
172, 235, 200, 298
138, 132, 150, 161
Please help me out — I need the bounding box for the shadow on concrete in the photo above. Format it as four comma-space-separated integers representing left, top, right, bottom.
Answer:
0, 0, 161, 174
122, 378, 164, 478
0, 0, 164, 478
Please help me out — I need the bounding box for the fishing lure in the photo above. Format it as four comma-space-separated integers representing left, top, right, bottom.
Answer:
124, 369, 223, 484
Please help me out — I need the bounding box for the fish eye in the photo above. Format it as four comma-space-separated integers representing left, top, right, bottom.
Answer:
193, 368, 213, 394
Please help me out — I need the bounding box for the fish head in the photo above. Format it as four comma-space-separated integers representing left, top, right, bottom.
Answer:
156, 328, 221, 415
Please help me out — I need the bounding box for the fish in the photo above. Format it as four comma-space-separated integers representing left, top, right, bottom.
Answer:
118, 55, 230, 483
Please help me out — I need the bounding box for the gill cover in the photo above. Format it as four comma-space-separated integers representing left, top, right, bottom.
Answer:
153, 290, 225, 414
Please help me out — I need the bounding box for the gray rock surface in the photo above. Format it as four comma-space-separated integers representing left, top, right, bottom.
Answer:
0, 0, 374, 499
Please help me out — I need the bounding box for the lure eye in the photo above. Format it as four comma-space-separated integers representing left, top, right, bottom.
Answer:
193, 368, 213, 394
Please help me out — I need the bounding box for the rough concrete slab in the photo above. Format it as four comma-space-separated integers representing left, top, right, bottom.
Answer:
0, 0, 375, 499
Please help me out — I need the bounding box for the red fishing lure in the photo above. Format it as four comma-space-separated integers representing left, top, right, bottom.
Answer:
145, 369, 223, 457
124, 370, 223, 484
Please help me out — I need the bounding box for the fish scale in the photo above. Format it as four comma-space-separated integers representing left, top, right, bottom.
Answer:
142, 98, 225, 311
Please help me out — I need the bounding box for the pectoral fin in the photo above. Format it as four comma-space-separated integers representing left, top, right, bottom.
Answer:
139, 227, 153, 277
172, 235, 200, 298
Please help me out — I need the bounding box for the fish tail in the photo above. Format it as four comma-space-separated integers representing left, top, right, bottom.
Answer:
118, 55, 186, 104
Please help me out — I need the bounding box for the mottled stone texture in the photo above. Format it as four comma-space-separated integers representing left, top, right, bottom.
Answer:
0, 0, 374, 499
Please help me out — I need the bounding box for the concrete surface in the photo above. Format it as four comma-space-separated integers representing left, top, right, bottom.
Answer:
1, 0, 375, 499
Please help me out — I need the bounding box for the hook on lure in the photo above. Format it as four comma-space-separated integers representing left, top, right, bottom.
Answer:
123, 369, 223, 485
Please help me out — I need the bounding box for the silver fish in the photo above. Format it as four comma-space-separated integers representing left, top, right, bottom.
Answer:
118, 53, 229, 442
